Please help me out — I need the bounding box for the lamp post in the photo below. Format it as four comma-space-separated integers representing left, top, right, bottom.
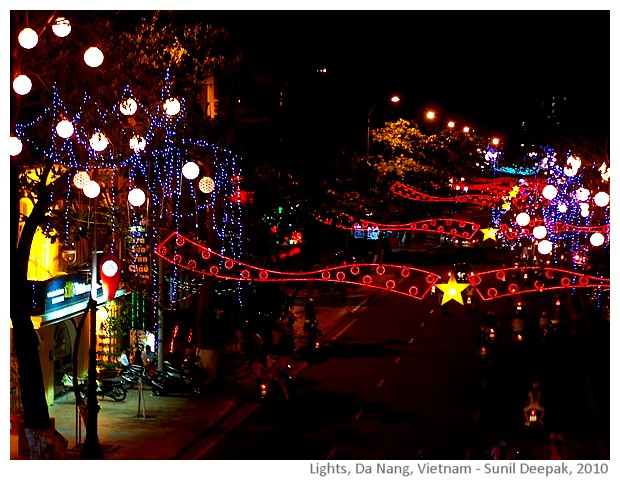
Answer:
81, 185, 102, 458
367, 95, 400, 157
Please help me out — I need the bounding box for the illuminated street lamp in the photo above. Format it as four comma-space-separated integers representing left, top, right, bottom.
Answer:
367, 95, 401, 156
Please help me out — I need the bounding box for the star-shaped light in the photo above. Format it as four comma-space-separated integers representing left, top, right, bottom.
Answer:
435, 276, 470, 305
481, 227, 498, 241
509, 186, 520, 198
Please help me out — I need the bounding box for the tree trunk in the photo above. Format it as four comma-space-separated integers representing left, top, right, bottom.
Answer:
10, 162, 67, 459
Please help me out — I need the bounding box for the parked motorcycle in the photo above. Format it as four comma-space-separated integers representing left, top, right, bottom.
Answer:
121, 365, 153, 388
73, 376, 127, 402
151, 356, 209, 396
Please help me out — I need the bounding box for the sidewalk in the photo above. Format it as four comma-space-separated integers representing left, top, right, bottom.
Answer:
9, 285, 373, 460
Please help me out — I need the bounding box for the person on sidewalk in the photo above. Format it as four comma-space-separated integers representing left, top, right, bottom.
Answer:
120, 350, 130, 371
131, 345, 143, 366
142, 344, 156, 366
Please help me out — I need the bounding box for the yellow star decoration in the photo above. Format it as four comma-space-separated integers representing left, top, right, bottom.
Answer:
436, 276, 470, 305
509, 185, 520, 198
481, 227, 498, 241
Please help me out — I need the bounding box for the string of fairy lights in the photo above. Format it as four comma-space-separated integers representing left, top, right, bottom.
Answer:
12, 17, 245, 326
11, 15, 610, 319
488, 146, 610, 270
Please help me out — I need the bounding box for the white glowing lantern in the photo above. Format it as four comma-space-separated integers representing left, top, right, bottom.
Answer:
564, 155, 581, 177
558, 203, 567, 213
56, 120, 74, 138
13, 75, 32, 95
128, 188, 146, 207
52, 17, 71, 37
580, 203, 590, 217
129, 135, 146, 152
83, 180, 101, 198
84, 47, 104, 68
532, 225, 547, 240
541, 184, 557, 200
199, 176, 215, 194
599, 163, 610, 182
537, 240, 553, 255
73, 171, 90, 189
18, 28, 38, 49
89, 132, 109, 152
575, 188, 590, 201
182, 161, 200, 180
163, 98, 181, 116
594, 191, 609, 207
9, 136, 23, 156
516, 212, 531, 227
590, 232, 605, 247
120, 98, 138, 115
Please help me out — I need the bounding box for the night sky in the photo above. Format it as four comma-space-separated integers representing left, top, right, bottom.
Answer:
201, 9, 610, 139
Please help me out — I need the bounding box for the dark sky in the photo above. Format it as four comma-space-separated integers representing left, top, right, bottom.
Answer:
201, 9, 610, 137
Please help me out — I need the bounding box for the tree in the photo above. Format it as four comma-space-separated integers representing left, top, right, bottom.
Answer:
10, 10, 237, 459
317, 118, 489, 224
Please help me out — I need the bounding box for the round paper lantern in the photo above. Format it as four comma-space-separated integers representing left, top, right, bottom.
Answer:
89, 132, 109, 152
84, 47, 104, 68
129, 135, 146, 151
56, 119, 74, 138
120, 98, 138, 115
128, 188, 146, 207
52, 17, 71, 37
163, 98, 181, 116
13, 75, 32, 95
83, 180, 101, 198
18, 28, 38, 49
182, 161, 200, 180
532, 225, 547, 240
590, 232, 605, 247
199, 176, 215, 194
594, 191, 609, 207
9, 136, 23, 156
542, 184, 557, 200
576, 188, 590, 201
537, 240, 553, 255
516, 212, 530, 227
73, 171, 90, 189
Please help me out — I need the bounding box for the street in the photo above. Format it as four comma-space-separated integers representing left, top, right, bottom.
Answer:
184, 259, 608, 460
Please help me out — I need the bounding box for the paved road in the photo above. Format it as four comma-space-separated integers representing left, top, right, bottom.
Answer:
185, 278, 608, 460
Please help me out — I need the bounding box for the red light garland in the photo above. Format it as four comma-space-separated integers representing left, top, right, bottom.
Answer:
155, 232, 609, 303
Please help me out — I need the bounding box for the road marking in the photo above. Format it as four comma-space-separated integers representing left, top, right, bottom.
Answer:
395, 356, 401, 363
327, 447, 337, 459
377, 379, 384, 388
354, 408, 364, 419
330, 316, 357, 341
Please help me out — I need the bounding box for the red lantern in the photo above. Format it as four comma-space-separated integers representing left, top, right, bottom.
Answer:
100, 253, 121, 300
